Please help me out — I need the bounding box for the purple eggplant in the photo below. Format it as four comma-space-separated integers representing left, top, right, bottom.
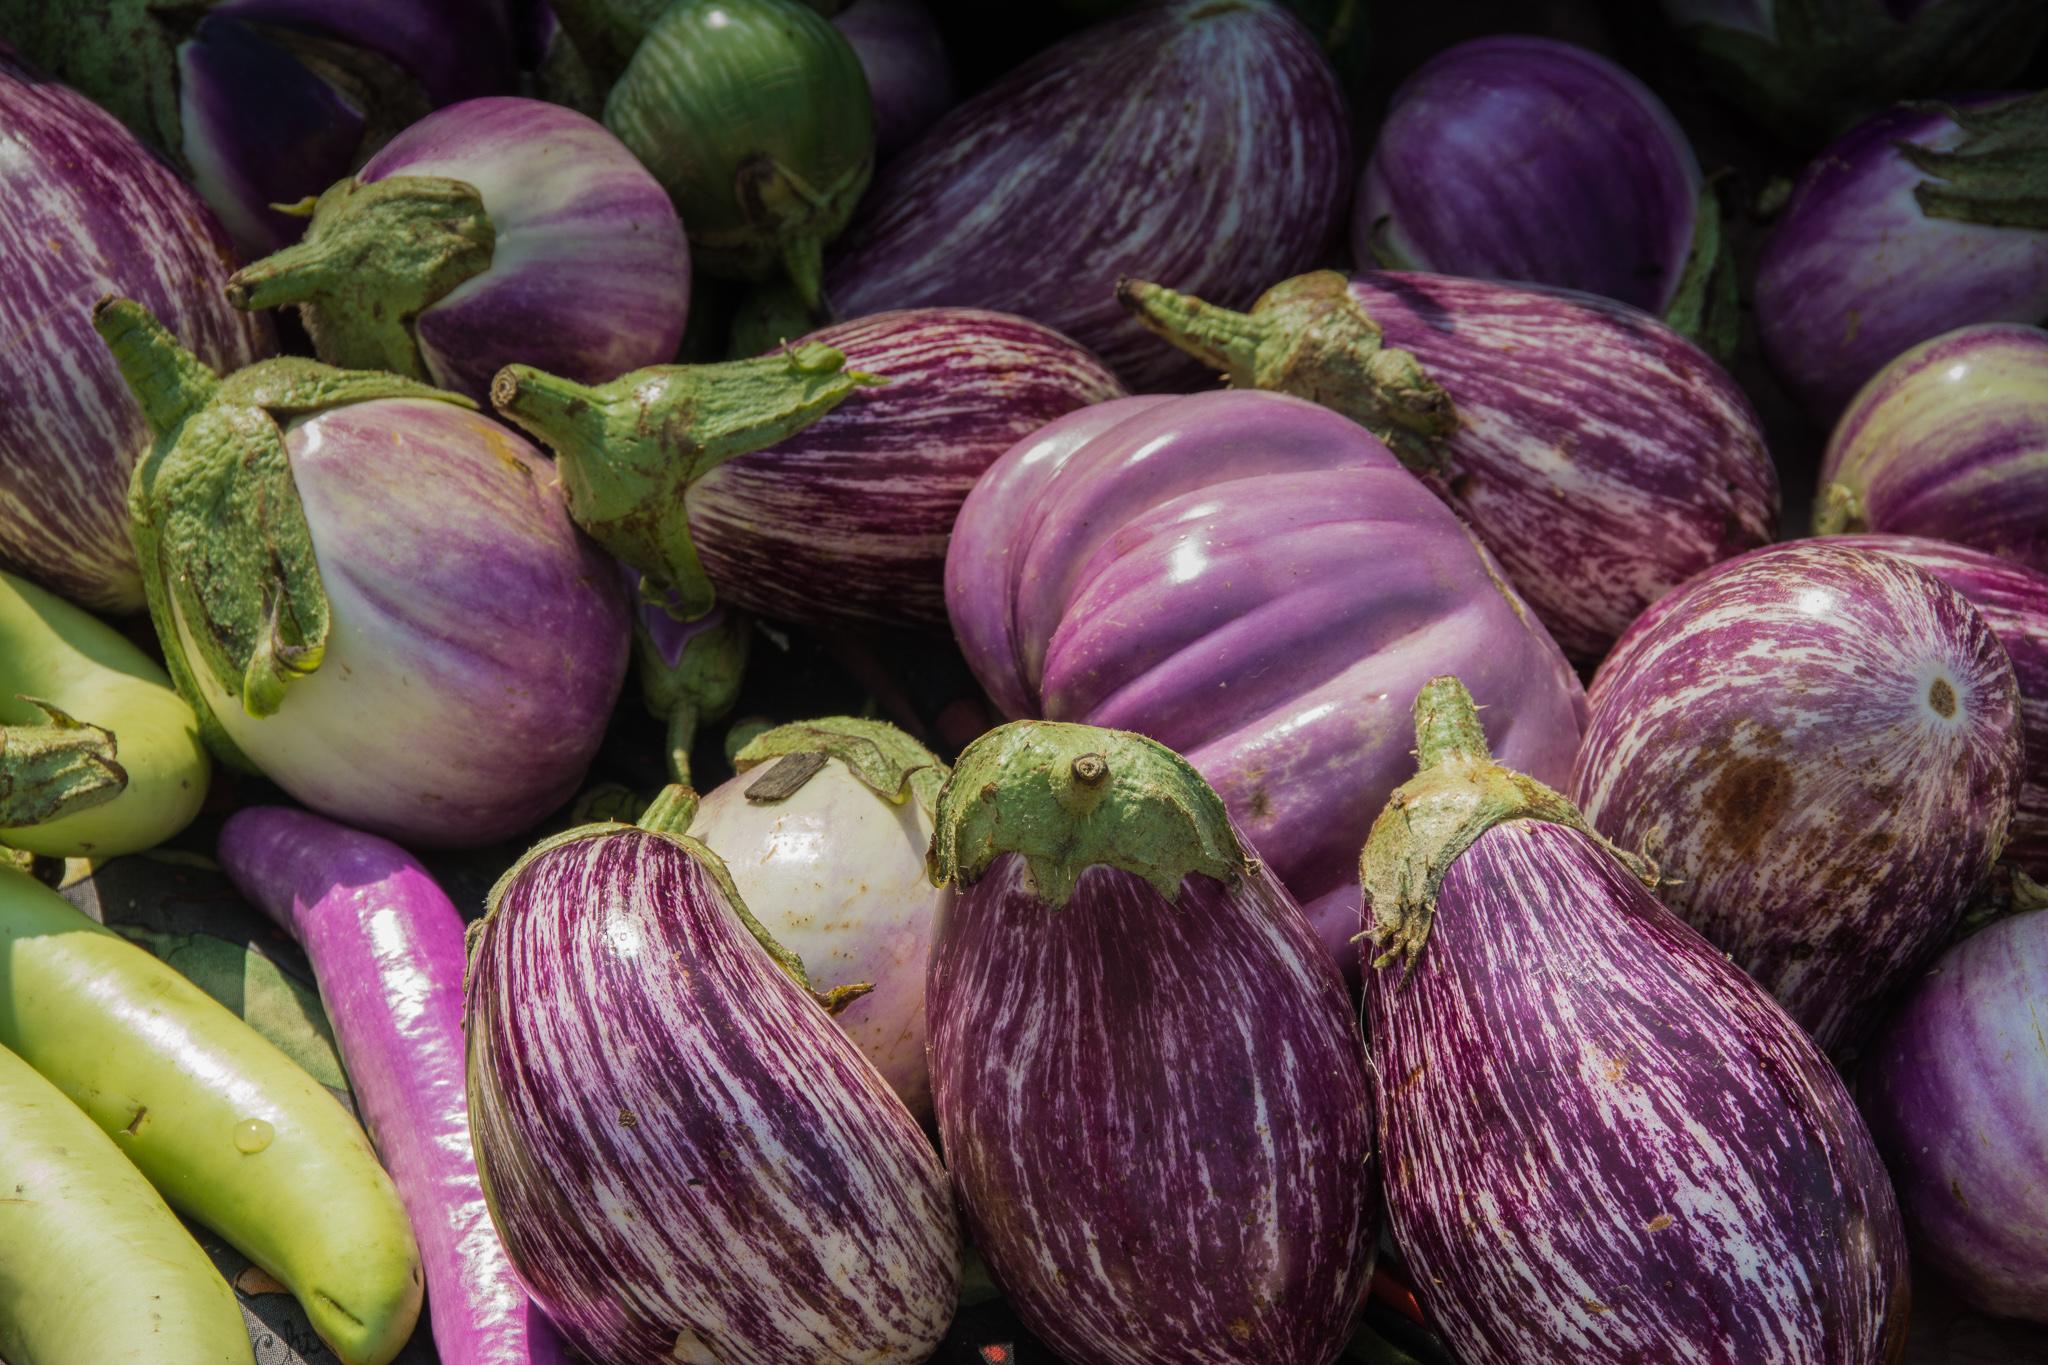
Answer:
1860, 907, 2048, 1322
96, 299, 630, 848
1816, 323, 2048, 572
495, 307, 1125, 628
0, 48, 271, 615
219, 806, 570, 1365
1121, 270, 1777, 660
226, 97, 688, 407
944, 387, 1585, 970
465, 787, 960, 1363
1362, 675, 1909, 1365
1570, 540, 2025, 1054
1757, 94, 2048, 423
834, 0, 955, 163
925, 720, 1376, 1364
824, 0, 1350, 391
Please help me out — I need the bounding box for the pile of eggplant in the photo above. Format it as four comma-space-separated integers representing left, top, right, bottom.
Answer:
0, 0, 2046, 1362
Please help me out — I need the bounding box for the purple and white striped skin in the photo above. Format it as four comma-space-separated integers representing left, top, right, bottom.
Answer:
1355, 37, 1703, 317
1860, 908, 2048, 1322
944, 388, 1585, 970
218, 806, 570, 1365
0, 49, 270, 614
465, 804, 960, 1363
1757, 98, 2048, 423
833, 0, 955, 163
824, 0, 1350, 391
1570, 541, 2026, 1055
1817, 324, 2048, 573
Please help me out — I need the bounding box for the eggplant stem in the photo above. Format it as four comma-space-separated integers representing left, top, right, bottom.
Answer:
91, 297, 220, 438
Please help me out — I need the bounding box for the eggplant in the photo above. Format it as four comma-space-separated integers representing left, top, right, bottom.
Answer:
1361, 676, 1910, 1365
630, 594, 751, 785
944, 387, 1584, 970
495, 307, 1125, 627
925, 720, 1377, 1364
0, 48, 271, 615
825, 0, 1351, 391
96, 299, 630, 848
465, 787, 960, 1363
1757, 94, 2048, 423
1121, 270, 1777, 661
1570, 540, 2025, 1055
1816, 323, 2048, 573
834, 0, 956, 162
226, 97, 688, 407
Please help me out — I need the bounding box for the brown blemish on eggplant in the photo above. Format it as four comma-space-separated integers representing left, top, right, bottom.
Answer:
1703, 754, 1792, 861
1644, 1213, 1673, 1232
1246, 787, 1272, 820
1929, 678, 1957, 717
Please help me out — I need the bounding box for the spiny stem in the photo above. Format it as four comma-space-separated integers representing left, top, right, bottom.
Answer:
91, 297, 220, 437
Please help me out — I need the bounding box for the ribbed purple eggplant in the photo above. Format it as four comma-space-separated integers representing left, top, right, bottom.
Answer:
1860, 907, 2048, 1323
944, 387, 1585, 970
1362, 677, 1909, 1365
0, 48, 271, 614
925, 721, 1376, 1365
1757, 95, 2048, 423
1570, 541, 2026, 1054
824, 0, 1350, 391
1120, 270, 1777, 660
465, 790, 960, 1363
834, 0, 954, 162
1816, 324, 2048, 573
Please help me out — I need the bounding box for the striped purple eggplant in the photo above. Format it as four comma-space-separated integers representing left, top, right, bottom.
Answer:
944, 387, 1585, 970
1362, 676, 1910, 1365
1860, 907, 2048, 1323
925, 720, 1376, 1364
496, 307, 1125, 628
1570, 540, 2025, 1054
465, 788, 960, 1363
226, 97, 688, 407
824, 0, 1350, 391
834, 0, 955, 162
1816, 324, 2048, 573
1757, 94, 2048, 423
0, 48, 271, 614
1121, 270, 1777, 660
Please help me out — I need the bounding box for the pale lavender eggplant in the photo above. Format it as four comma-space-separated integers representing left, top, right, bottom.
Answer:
1571, 541, 2026, 1054
1816, 324, 2048, 572
0, 48, 271, 614
465, 810, 960, 1362
1757, 97, 2048, 422
218, 806, 569, 1365
1860, 908, 2048, 1322
824, 0, 1350, 390
944, 389, 1585, 969
1356, 36, 1703, 316
834, 0, 954, 162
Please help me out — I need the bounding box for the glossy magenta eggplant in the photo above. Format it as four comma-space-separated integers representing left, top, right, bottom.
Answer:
825, 0, 1350, 390
1363, 677, 1909, 1365
944, 388, 1585, 968
926, 721, 1376, 1365
219, 807, 569, 1365
1571, 541, 2025, 1054
834, 0, 955, 162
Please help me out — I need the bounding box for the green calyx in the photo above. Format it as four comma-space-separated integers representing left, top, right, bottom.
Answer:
1361, 676, 1661, 973
92, 297, 474, 768
543, 0, 673, 89
1903, 92, 2048, 232
490, 346, 885, 620
1813, 481, 1865, 536
734, 716, 947, 815
224, 174, 497, 382
1661, 180, 1740, 364
0, 699, 126, 830
926, 720, 1249, 909
1117, 271, 1458, 474
638, 609, 753, 787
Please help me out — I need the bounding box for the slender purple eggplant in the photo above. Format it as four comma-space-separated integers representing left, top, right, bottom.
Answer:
1860, 907, 2048, 1323
465, 786, 960, 1363
0, 48, 271, 614
220, 806, 569, 1365
1570, 541, 2025, 1054
1757, 93, 2048, 422
225, 97, 688, 407
833, 0, 955, 162
925, 720, 1376, 1365
495, 307, 1125, 627
1816, 324, 2048, 573
825, 0, 1350, 390
1362, 676, 1910, 1365
944, 387, 1585, 969
1121, 270, 1777, 660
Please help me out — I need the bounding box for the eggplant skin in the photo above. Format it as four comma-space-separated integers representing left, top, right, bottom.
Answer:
1369, 819, 1909, 1365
